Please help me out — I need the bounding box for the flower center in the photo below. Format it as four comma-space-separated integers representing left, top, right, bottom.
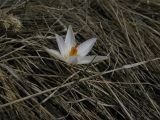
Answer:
69, 47, 77, 56
64, 47, 78, 62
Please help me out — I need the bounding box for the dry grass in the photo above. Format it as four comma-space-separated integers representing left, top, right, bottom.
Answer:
0, 0, 160, 120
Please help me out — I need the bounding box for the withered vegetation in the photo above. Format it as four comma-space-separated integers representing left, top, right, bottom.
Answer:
0, 0, 160, 120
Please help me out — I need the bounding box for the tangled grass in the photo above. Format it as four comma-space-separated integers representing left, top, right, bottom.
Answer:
0, 0, 160, 119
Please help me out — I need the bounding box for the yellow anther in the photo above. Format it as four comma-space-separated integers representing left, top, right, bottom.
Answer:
69, 47, 77, 56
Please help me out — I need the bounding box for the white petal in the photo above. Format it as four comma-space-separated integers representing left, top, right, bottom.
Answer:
55, 34, 66, 57
77, 38, 96, 57
77, 56, 93, 64
92, 56, 108, 63
65, 25, 76, 51
77, 55, 108, 64
43, 47, 63, 61
66, 56, 78, 64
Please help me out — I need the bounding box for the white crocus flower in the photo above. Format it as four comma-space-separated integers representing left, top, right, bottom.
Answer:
44, 25, 108, 64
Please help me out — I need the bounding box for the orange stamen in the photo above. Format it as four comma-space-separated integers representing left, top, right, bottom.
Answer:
69, 47, 77, 56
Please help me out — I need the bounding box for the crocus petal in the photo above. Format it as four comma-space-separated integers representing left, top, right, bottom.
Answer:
65, 25, 76, 51
77, 38, 96, 57
66, 56, 78, 64
55, 34, 66, 57
92, 56, 108, 63
43, 47, 63, 61
77, 55, 108, 64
